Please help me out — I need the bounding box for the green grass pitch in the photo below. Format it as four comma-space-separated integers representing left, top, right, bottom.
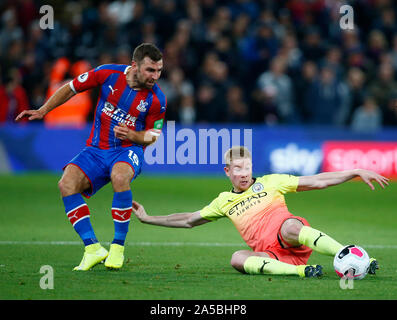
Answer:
0, 173, 396, 300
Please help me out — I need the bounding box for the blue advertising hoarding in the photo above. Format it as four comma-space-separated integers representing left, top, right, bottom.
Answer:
1, 122, 396, 176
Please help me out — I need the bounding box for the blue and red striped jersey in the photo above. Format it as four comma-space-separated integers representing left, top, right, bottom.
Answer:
69, 64, 166, 149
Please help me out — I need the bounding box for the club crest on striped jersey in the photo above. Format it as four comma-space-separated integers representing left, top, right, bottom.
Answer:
137, 100, 148, 112
103, 101, 115, 112
77, 72, 89, 83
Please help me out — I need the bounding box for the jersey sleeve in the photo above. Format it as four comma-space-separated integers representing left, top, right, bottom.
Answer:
145, 86, 167, 130
199, 196, 225, 221
69, 66, 113, 93
145, 98, 166, 130
265, 174, 299, 194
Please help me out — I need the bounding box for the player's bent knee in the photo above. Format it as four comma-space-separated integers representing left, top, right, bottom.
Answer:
111, 163, 134, 192
58, 177, 72, 196
58, 166, 89, 197
280, 218, 304, 244
230, 250, 250, 273
58, 177, 81, 197
111, 173, 131, 191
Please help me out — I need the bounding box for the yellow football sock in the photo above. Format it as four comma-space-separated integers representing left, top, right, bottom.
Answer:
243, 256, 299, 276
298, 226, 343, 256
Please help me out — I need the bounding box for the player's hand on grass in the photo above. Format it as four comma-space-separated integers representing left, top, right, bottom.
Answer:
15, 109, 45, 122
132, 201, 149, 222
356, 169, 389, 190
113, 122, 130, 140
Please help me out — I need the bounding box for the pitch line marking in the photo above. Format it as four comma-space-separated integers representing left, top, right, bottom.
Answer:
0, 240, 396, 249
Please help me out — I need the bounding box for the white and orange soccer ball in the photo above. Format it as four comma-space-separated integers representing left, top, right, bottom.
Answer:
334, 245, 370, 280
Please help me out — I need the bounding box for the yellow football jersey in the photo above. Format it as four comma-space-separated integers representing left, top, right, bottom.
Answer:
200, 174, 299, 250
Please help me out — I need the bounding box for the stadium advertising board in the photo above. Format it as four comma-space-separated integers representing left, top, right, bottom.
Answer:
264, 142, 323, 176
322, 141, 397, 178
1, 124, 397, 178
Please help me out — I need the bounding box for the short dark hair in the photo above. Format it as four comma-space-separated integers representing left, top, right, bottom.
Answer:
133, 43, 163, 64
224, 146, 252, 167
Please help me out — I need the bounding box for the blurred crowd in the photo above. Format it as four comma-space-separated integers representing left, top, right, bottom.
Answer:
1, 0, 397, 133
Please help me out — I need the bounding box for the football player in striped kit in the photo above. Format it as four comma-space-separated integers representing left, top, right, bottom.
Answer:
16, 43, 166, 270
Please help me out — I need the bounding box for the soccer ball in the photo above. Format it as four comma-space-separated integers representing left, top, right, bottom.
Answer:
333, 245, 370, 280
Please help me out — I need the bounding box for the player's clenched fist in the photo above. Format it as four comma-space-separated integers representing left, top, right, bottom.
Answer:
114, 122, 161, 145
113, 122, 130, 140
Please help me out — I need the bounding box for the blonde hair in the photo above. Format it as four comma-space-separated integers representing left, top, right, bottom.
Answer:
224, 146, 251, 167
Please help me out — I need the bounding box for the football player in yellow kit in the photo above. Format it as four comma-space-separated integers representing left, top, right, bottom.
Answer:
132, 146, 387, 277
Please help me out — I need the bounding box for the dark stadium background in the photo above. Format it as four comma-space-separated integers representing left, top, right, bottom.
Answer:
1, 0, 397, 176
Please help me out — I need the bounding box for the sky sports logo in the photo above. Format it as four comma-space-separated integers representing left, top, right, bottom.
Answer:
270, 142, 397, 177
269, 143, 323, 176
269, 141, 397, 177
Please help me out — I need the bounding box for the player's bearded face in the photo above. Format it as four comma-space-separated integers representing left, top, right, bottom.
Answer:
225, 158, 253, 192
133, 57, 163, 89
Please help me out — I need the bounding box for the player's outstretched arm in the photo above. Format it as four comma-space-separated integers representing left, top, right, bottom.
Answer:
297, 169, 389, 191
15, 83, 76, 122
132, 201, 210, 228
